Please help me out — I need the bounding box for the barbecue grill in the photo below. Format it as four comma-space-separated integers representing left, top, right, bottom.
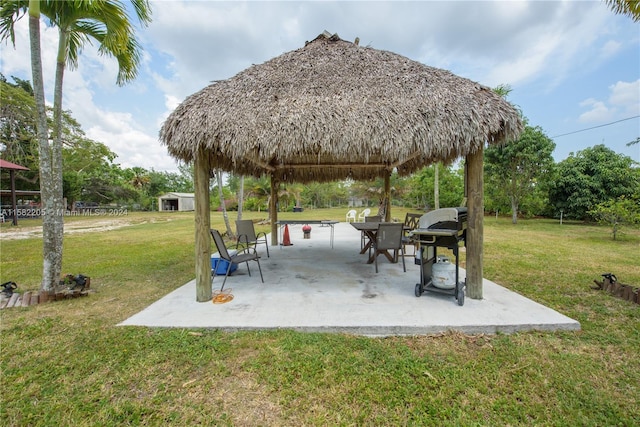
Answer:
410, 207, 467, 305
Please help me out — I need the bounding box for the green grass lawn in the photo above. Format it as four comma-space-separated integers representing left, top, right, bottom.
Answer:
1, 209, 638, 426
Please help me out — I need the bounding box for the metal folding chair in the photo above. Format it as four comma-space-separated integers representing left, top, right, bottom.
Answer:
236, 219, 269, 258
210, 229, 264, 291
373, 223, 406, 273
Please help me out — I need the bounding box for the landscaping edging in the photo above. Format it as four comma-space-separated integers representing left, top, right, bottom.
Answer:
0, 277, 91, 309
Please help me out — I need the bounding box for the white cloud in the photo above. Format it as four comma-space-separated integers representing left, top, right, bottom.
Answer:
85, 109, 177, 171
164, 94, 180, 112
578, 98, 613, 123
609, 80, 640, 116
601, 40, 622, 58
143, 0, 613, 100
1, 18, 59, 98
578, 79, 640, 123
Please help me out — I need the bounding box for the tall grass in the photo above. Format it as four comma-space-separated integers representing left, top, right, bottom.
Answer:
1, 210, 638, 426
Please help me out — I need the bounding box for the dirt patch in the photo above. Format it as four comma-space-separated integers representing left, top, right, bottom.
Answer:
0, 218, 135, 240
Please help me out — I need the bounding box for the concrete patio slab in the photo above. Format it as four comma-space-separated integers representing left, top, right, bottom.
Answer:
120, 222, 580, 336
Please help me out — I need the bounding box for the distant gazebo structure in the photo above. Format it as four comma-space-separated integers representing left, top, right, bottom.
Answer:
0, 159, 35, 226
160, 32, 523, 302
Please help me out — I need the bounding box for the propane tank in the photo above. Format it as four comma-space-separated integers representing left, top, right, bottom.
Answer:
431, 256, 456, 289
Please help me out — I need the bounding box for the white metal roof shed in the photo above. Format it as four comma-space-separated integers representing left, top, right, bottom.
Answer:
158, 192, 195, 212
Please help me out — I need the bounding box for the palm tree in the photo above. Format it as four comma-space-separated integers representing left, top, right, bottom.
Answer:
236, 175, 244, 221
248, 176, 272, 214
0, 0, 151, 291
604, 0, 640, 22
215, 169, 233, 238
129, 167, 150, 190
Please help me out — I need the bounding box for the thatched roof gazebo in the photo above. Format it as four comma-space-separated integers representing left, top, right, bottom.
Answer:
160, 31, 523, 302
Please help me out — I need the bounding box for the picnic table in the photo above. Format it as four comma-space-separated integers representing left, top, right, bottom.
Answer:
276, 220, 339, 248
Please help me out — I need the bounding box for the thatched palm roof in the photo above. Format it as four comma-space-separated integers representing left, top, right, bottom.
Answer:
160, 31, 523, 183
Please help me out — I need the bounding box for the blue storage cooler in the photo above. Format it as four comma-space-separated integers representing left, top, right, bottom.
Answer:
211, 251, 238, 275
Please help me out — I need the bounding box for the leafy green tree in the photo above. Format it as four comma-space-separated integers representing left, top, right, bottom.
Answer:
330, 181, 349, 207
549, 145, 639, 220
301, 182, 323, 208
226, 174, 245, 219
1, 73, 120, 206
347, 172, 409, 210
62, 122, 118, 208
589, 196, 640, 240
77, 163, 137, 205
406, 165, 465, 210
176, 163, 194, 192
145, 169, 192, 197
485, 122, 555, 223
303, 181, 348, 208
0, 74, 39, 187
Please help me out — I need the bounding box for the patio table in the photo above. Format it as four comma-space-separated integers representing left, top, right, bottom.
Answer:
350, 222, 409, 263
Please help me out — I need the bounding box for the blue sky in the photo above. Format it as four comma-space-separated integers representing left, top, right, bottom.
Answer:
1, 1, 638, 172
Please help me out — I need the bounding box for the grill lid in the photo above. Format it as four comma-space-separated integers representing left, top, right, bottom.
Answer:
418, 207, 467, 229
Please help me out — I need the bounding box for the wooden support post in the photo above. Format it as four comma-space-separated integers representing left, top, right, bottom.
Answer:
466, 146, 484, 300
270, 175, 279, 245
194, 148, 211, 302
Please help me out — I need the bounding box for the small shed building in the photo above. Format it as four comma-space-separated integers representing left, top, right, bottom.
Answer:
158, 192, 195, 212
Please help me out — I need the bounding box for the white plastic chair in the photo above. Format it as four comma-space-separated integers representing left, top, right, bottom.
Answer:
345, 209, 357, 223
357, 208, 371, 222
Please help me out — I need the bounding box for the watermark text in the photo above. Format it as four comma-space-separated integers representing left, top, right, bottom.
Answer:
1, 208, 129, 217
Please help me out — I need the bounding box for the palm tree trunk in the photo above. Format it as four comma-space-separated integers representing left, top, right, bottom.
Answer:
434, 163, 440, 210
510, 197, 518, 224
47, 27, 68, 287
510, 175, 519, 224
216, 170, 233, 237
236, 175, 244, 222
28, 0, 56, 292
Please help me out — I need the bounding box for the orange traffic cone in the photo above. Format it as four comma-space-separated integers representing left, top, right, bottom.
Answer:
282, 224, 293, 246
